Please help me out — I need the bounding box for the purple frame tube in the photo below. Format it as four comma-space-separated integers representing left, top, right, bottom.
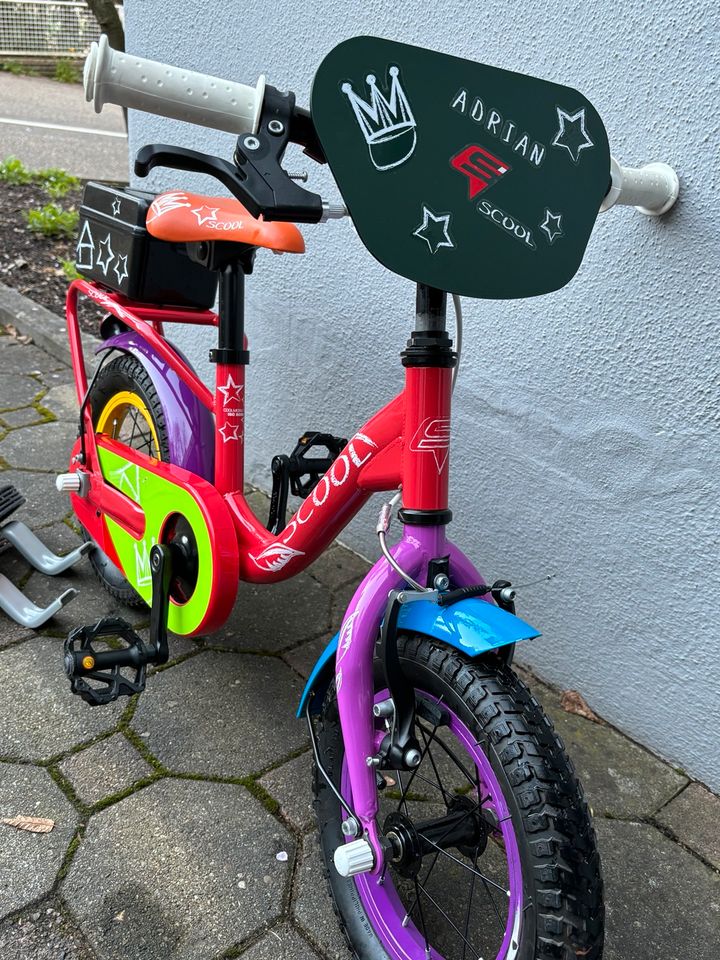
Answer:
334, 524, 485, 871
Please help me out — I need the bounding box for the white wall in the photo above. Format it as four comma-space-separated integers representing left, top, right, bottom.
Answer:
126, 0, 720, 790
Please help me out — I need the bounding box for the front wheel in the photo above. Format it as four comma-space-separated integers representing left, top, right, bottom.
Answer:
314, 635, 604, 960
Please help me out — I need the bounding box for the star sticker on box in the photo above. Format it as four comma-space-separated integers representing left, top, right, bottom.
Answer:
219, 422, 243, 443
111, 197, 122, 217
113, 253, 129, 283
539, 208, 564, 244
413, 206, 455, 254
552, 107, 595, 164
95, 234, 114, 275
191, 205, 219, 226
218, 374, 244, 406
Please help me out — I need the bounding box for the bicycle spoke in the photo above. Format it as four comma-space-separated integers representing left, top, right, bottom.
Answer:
416, 833, 510, 895
417, 721, 477, 789
462, 839, 480, 960
396, 717, 441, 813
413, 877, 432, 959
418, 724, 454, 805
127, 408, 140, 447
480, 873, 506, 931
396, 770, 411, 817
416, 877, 481, 958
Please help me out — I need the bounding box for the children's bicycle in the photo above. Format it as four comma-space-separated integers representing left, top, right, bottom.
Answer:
56, 34, 679, 960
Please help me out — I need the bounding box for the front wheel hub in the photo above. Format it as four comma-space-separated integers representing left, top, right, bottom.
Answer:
383, 797, 489, 879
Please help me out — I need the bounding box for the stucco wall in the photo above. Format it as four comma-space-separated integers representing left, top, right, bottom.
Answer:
125, 0, 719, 790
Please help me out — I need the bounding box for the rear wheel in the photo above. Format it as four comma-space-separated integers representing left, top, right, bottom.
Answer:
314, 635, 604, 960
82, 353, 170, 607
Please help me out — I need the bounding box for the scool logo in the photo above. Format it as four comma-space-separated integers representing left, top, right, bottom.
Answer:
478, 200, 536, 249
451, 145, 511, 198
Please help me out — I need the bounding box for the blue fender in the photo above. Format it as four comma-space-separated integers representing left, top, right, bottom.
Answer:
297, 598, 540, 717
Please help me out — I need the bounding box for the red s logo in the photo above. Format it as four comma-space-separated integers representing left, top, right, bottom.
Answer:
451, 145, 511, 199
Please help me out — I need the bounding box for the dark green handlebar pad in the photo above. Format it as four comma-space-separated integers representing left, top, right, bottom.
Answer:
311, 37, 611, 299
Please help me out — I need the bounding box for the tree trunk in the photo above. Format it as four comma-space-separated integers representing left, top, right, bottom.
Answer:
85, 0, 125, 52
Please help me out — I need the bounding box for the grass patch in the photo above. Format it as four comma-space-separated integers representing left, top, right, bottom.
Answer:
37, 168, 80, 198
26, 202, 79, 239
55, 823, 86, 883
53, 59, 80, 84
90, 772, 163, 813
121, 727, 169, 774
0, 156, 33, 185
61, 259, 83, 281
0, 61, 39, 77
0, 157, 79, 196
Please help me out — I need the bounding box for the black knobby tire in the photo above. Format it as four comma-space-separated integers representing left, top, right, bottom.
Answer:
314, 634, 604, 960
81, 353, 170, 608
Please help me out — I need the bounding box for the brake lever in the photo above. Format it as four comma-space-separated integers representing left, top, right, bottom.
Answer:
134, 144, 265, 216
134, 84, 325, 224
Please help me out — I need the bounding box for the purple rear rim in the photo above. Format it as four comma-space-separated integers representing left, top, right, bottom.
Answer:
341, 690, 523, 960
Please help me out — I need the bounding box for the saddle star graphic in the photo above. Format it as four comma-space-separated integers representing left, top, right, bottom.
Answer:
191, 205, 219, 226
111, 197, 122, 217
552, 107, 594, 163
539, 208, 563, 244
413, 206, 455, 254
218, 373, 244, 405
95, 234, 115, 275
113, 254, 129, 284
219, 422, 243, 443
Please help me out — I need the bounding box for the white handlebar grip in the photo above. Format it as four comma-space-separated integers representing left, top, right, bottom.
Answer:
84, 35, 266, 136
600, 156, 680, 216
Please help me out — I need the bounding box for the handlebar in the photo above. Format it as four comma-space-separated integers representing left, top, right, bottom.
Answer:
84, 36, 679, 221
84, 35, 265, 136
600, 157, 680, 216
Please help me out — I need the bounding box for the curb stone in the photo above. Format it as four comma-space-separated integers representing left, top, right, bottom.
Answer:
0, 282, 71, 369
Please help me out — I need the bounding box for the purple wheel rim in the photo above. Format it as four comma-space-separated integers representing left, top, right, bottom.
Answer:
340, 690, 524, 960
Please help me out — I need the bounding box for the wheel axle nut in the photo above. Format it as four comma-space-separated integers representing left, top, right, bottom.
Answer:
404, 748, 422, 768
333, 838, 374, 877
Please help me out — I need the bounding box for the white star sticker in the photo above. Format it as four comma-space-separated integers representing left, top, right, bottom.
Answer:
111, 197, 122, 217
539, 208, 564, 244
113, 254, 129, 284
219, 422, 242, 443
218, 374, 244, 406
413, 206, 455, 254
552, 107, 594, 164
191, 205, 219, 226
95, 234, 114, 275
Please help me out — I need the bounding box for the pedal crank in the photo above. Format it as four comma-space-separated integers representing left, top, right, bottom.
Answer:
267, 431, 347, 534
64, 543, 172, 706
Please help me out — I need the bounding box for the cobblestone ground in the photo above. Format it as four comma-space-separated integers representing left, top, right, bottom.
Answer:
0, 327, 718, 959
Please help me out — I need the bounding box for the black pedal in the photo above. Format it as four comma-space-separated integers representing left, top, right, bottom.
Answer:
0, 485, 25, 555
267, 432, 347, 535
64, 617, 149, 706
64, 543, 173, 706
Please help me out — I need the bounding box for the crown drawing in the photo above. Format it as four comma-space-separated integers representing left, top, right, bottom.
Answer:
341, 65, 417, 171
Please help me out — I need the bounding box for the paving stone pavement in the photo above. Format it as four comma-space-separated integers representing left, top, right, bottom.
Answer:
0, 326, 718, 958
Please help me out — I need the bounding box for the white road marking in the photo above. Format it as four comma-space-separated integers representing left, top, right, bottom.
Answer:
0, 117, 126, 138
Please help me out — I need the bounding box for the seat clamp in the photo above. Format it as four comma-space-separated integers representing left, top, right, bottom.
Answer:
209, 348, 250, 365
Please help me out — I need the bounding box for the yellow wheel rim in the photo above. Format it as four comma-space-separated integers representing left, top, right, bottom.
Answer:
96, 390, 162, 460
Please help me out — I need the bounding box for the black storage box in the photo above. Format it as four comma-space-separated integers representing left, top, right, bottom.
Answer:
75, 182, 217, 309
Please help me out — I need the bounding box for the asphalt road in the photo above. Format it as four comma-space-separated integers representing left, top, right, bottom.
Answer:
0, 73, 128, 181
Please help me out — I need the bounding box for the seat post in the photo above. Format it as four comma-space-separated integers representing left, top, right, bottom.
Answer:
210, 246, 253, 495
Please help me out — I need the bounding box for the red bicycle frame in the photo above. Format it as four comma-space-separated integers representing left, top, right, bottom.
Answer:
66, 280, 453, 587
